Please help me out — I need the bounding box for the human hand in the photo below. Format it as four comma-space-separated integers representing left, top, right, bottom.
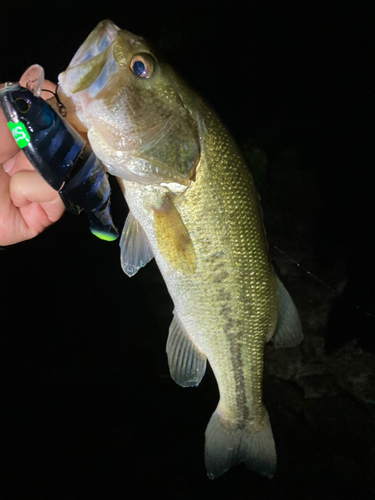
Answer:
0, 80, 65, 246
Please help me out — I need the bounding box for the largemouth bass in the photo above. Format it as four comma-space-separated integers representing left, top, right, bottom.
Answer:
58, 19, 303, 479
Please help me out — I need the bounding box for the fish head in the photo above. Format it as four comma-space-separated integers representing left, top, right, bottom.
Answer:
58, 20, 200, 185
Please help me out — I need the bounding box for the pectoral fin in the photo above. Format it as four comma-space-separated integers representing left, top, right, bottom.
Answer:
166, 311, 206, 387
120, 212, 153, 277
153, 195, 196, 275
272, 277, 303, 348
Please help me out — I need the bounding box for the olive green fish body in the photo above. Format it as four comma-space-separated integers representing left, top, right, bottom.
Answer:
58, 20, 303, 479
121, 105, 280, 477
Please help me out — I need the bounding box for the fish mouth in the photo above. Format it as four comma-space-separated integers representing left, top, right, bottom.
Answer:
69, 20, 120, 68
59, 20, 170, 153
58, 20, 120, 97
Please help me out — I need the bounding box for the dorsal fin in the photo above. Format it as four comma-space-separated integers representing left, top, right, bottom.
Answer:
272, 277, 303, 348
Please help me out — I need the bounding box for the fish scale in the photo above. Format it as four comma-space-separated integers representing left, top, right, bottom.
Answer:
125, 105, 274, 464
124, 107, 277, 426
177, 109, 279, 425
58, 19, 303, 479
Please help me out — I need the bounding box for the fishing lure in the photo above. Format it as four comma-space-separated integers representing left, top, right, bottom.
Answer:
0, 67, 118, 242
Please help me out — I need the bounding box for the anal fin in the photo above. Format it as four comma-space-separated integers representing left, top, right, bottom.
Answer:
166, 312, 206, 387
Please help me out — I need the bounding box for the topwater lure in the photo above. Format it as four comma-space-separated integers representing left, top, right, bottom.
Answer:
0, 65, 118, 241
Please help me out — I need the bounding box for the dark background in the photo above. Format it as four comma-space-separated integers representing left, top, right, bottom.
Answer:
1, 1, 374, 498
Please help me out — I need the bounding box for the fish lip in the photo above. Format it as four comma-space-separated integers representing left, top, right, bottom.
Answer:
58, 19, 121, 98
69, 19, 120, 68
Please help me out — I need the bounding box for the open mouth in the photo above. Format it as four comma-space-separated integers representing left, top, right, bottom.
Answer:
69, 20, 120, 68
58, 20, 120, 97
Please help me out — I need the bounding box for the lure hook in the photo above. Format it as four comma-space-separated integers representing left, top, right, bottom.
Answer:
41, 85, 67, 117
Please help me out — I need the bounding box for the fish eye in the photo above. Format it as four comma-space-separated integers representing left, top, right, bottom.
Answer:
130, 54, 154, 79
14, 97, 30, 113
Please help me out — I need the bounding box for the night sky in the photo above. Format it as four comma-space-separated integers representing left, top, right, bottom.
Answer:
1, 1, 374, 498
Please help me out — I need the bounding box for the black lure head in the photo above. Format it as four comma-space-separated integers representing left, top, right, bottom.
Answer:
0, 66, 85, 190
1, 84, 55, 138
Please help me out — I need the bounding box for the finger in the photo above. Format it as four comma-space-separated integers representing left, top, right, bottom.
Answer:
3, 150, 36, 177
0, 164, 11, 213
41, 80, 56, 100
0, 167, 65, 246
0, 108, 19, 163
10, 170, 65, 234
10, 170, 59, 207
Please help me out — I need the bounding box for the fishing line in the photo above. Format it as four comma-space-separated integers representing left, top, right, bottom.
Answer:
273, 245, 374, 318
42, 86, 67, 117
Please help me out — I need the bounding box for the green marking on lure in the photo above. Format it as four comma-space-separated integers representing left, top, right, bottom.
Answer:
7, 121, 30, 148
90, 228, 118, 241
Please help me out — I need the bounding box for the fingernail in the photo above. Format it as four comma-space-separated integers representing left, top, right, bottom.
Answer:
3, 157, 15, 173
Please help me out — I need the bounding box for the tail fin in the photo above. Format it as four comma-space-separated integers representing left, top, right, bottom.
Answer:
204, 407, 276, 480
